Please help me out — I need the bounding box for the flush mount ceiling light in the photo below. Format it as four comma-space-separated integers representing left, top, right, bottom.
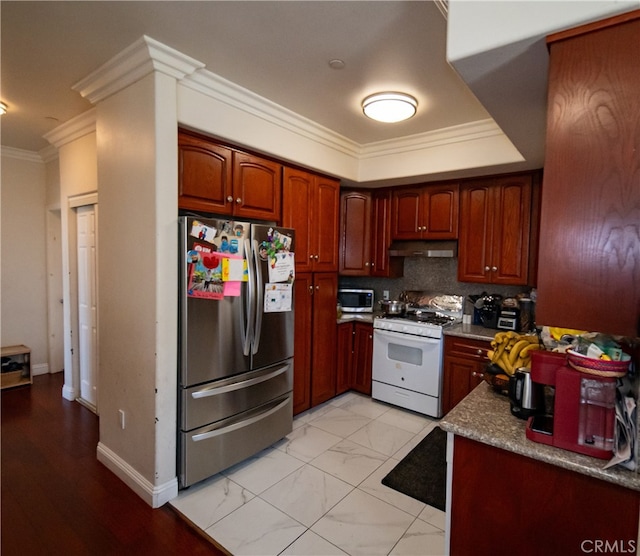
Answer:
362, 92, 417, 123
0, 102, 7, 115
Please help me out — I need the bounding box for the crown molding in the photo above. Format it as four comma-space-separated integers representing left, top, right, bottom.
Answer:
182, 69, 361, 158
1, 146, 45, 163
73, 35, 205, 105
359, 119, 504, 159
43, 108, 96, 148
39, 145, 59, 163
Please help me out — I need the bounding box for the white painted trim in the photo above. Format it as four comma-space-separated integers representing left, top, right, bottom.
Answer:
73, 35, 204, 105
96, 442, 179, 508
31, 363, 49, 376
39, 145, 59, 163
62, 383, 77, 401
0, 146, 44, 163
44, 109, 96, 149
182, 69, 361, 158
68, 192, 98, 208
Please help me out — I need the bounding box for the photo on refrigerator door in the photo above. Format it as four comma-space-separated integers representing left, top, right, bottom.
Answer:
186, 245, 224, 299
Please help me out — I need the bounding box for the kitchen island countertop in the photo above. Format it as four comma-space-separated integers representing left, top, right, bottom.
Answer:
440, 381, 640, 491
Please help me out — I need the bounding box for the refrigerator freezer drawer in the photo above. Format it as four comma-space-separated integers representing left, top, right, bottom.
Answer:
181, 360, 293, 431
179, 393, 292, 488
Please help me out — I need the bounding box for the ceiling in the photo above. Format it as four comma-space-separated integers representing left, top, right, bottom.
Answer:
2, 1, 494, 154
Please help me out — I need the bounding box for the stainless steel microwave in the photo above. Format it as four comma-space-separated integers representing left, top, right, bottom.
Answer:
337, 289, 375, 313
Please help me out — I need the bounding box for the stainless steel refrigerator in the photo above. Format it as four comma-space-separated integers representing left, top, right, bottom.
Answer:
178, 216, 295, 488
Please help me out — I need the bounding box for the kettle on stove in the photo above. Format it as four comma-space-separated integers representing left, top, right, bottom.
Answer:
508, 367, 545, 419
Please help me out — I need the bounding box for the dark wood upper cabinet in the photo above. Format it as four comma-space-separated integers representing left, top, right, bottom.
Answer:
283, 167, 340, 273
178, 130, 281, 221
392, 183, 459, 240
339, 190, 372, 275
536, 11, 640, 337
178, 133, 233, 214
339, 188, 403, 277
458, 173, 533, 286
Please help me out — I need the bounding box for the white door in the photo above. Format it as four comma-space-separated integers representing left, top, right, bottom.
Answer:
77, 205, 98, 409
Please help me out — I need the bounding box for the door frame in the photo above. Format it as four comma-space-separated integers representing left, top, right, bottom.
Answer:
63, 192, 99, 413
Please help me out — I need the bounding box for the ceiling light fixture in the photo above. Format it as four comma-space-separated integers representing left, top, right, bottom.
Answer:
0, 102, 7, 115
362, 92, 417, 123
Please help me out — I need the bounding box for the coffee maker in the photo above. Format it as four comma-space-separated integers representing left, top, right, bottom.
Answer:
526, 351, 617, 460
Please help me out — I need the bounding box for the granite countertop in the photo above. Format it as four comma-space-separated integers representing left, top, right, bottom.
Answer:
440, 382, 640, 492
444, 322, 497, 341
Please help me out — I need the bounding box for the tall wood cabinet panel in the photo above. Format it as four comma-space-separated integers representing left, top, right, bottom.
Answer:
292, 272, 338, 414
536, 11, 640, 337
336, 323, 354, 396
293, 274, 313, 415
457, 173, 532, 286
391, 183, 459, 240
310, 273, 338, 407
371, 190, 404, 278
178, 130, 281, 221
282, 167, 340, 273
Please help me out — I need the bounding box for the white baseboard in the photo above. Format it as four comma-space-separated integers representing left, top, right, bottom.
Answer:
96, 442, 178, 508
62, 383, 77, 401
31, 363, 49, 376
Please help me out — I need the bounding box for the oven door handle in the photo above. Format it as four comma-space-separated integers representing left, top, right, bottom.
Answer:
374, 328, 441, 344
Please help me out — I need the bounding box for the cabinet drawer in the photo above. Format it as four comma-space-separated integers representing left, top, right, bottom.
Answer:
444, 336, 490, 361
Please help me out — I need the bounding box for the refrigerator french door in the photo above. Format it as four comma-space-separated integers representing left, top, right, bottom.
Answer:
178, 216, 295, 488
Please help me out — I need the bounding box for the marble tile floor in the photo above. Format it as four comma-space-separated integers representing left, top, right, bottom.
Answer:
171, 391, 447, 556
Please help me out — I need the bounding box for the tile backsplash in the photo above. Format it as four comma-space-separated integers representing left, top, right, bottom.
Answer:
338, 256, 528, 312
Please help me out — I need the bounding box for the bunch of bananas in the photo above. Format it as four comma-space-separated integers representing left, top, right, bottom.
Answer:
487, 331, 541, 376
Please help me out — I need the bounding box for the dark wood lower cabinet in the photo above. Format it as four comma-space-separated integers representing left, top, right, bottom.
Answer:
336, 321, 373, 396
450, 435, 640, 556
442, 335, 490, 415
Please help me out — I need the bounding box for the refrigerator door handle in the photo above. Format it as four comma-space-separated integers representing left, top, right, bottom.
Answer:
252, 238, 263, 355
190, 364, 290, 399
243, 236, 255, 356
191, 397, 290, 442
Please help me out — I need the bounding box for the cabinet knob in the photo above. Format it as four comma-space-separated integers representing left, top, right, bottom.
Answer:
227, 196, 233, 202
484, 266, 490, 272
476, 349, 483, 355
315, 255, 319, 260
492, 266, 498, 272
472, 371, 481, 378
316, 285, 320, 290
309, 285, 313, 294
365, 262, 369, 267
236, 197, 242, 204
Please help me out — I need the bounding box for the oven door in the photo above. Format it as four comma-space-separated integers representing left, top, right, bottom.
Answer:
372, 328, 443, 396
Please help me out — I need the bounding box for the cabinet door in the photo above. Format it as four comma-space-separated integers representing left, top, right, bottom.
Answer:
491, 175, 531, 285
313, 177, 340, 272
336, 323, 354, 395
232, 152, 282, 221
537, 14, 640, 337
178, 133, 233, 214
310, 273, 338, 406
352, 323, 373, 395
442, 335, 490, 414
458, 180, 494, 283
391, 188, 421, 239
339, 190, 372, 275
283, 167, 314, 273
293, 273, 313, 415
423, 184, 459, 239
371, 190, 403, 278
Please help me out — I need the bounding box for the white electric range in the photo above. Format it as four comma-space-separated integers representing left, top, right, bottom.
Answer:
372, 293, 463, 418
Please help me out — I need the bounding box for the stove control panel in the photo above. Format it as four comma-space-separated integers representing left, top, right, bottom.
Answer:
373, 318, 443, 339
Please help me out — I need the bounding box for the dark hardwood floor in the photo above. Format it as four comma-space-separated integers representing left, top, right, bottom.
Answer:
1, 373, 227, 555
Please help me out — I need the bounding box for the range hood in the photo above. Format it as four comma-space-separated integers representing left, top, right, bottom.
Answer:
388, 240, 457, 258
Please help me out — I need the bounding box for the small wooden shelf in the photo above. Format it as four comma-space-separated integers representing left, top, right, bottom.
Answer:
1, 345, 32, 390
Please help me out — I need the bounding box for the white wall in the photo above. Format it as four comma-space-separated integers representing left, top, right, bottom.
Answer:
1, 151, 49, 373
57, 130, 98, 399
95, 71, 178, 506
